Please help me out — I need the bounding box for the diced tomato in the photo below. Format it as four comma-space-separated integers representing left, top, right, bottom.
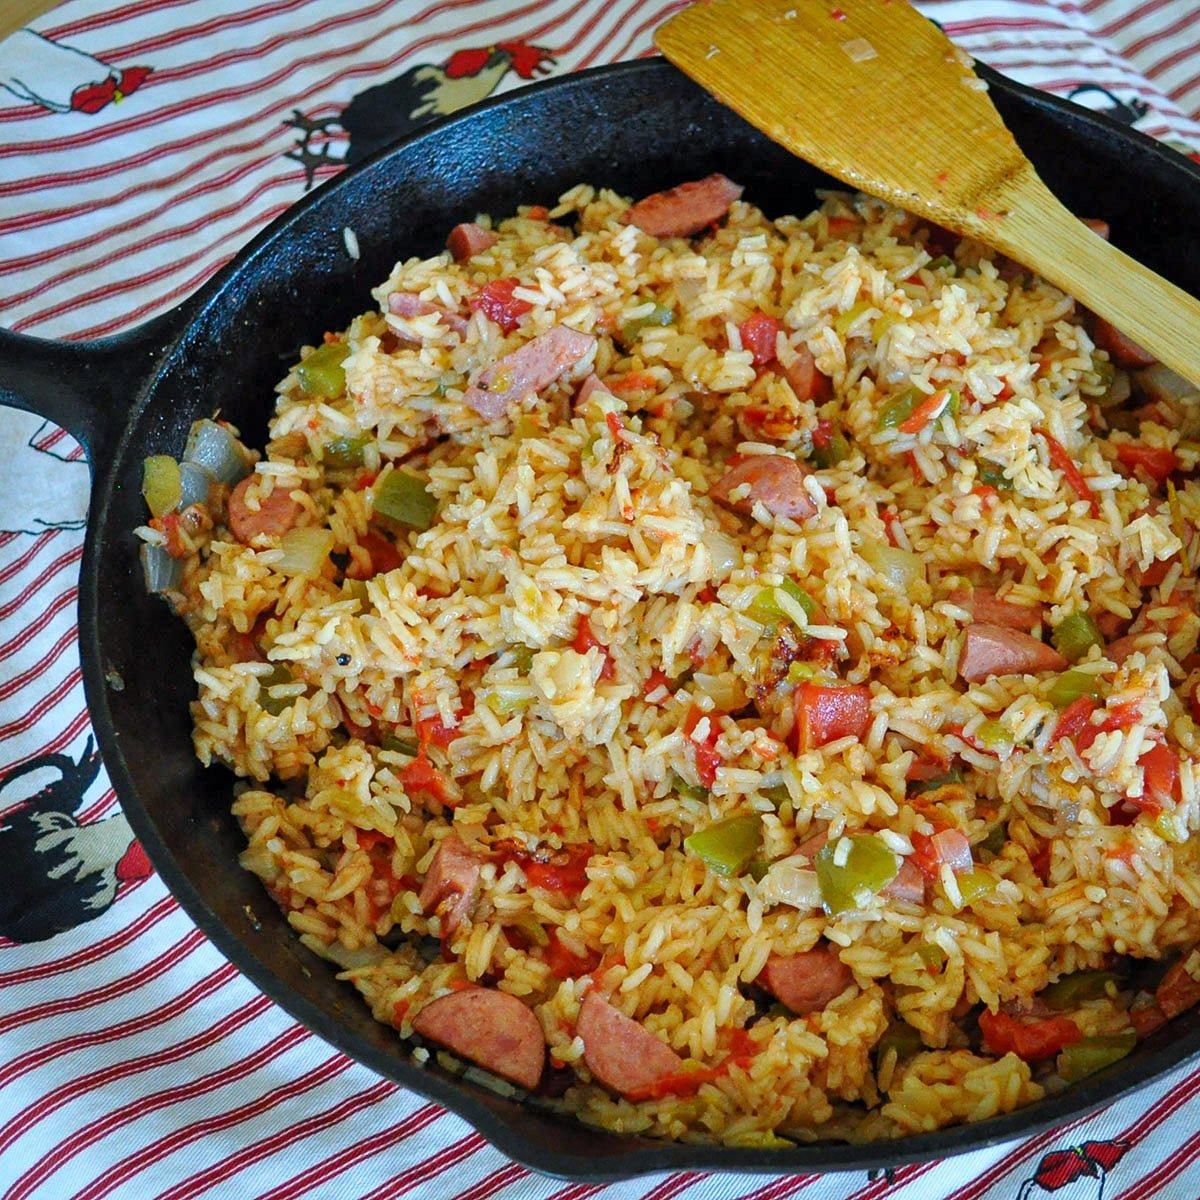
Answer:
812, 419, 833, 450
972, 485, 999, 503
1140, 554, 1180, 588
1138, 742, 1181, 815
503, 842, 593, 895
417, 710, 459, 749
684, 705, 723, 788
897, 389, 950, 434
739, 312, 782, 366
904, 450, 923, 483
469, 278, 532, 332
1053, 697, 1098, 745
151, 510, 189, 558
1041, 430, 1099, 517
609, 370, 658, 394
1116, 443, 1179, 485
880, 507, 901, 547
623, 1027, 758, 1102
400, 748, 457, 806
643, 669, 675, 702
906, 755, 951, 783
979, 1009, 1081, 1062
347, 531, 402, 580
526, 204, 549, 220
909, 824, 971, 879
793, 683, 871, 752
573, 615, 615, 681
1030, 842, 1052, 883
826, 214, 858, 236
390, 998, 410, 1029
544, 928, 602, 979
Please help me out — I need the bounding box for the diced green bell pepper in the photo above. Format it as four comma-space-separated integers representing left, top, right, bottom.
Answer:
1047, 668, 1104, 708
1052, 611, 1104, 664
1058, 1030, 1136, 1082
296, 342, 350, 398
322, 432, 371, 469
671, 772, 709, 803
1041, 971, 1117, 1011
374, 470, 438, 530
810, 428, 850, 469
876, 1020, 923, 1063
618, 304, 674, 347
815, 834, 898, 914
747, 578, 818, 629
258, 663, 295, 715
684, 814, 763, 878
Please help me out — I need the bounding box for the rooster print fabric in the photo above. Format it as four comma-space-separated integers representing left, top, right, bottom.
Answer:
1, 1, 1199, 1198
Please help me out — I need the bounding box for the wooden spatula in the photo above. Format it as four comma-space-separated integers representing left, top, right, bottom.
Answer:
656, 0, 1200, 387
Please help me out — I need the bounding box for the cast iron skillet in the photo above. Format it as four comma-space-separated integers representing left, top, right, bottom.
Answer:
2, 57, 1199, 1179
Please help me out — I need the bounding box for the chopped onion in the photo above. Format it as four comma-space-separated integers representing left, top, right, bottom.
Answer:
184, 419, 250, 485
276, 527, 335, 576
841, 37, 877, 62
178, 460, 216, 510
141, 455, 181, 518
700, 527, 740, 577
757, 859, 823, 910
693, 671, 746, 712
1137, 363, 1197, 406
861, 542, 925, 591
140, 542, 183, 594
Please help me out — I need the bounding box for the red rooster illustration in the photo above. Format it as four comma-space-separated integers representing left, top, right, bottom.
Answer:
1016, 1140, 1132, 1200
0, 29, 149, 114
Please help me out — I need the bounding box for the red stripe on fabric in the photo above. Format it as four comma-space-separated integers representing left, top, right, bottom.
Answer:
357, 1133, 489, 1200
1, 0, 396, 164
155, 1076, 399, 1200
43, 0, 202, 41
0, 0, 551, 239
2, 168, 304, 308
732, 1171, 822, 1200
1117, 1098, 1200, 1200
0, 542, 83, 619
1090, 0, 1179, 38
0, 991, 275, 1158
544, 1184, 606, 1200
32, 426, 68, 452
448, 1159, 530, 1200
0, 530, 58, 586
0, 667, 82, 741
0, 625, 76, 703
8, 1016, 311, 1200
0, 708, 92, 776
0, 925, 206, 1039
65, 1053, 356, 1200
1119, 8, 1200, 64
542, 0, 613, 57
0, 961, 238, 1089
255, 1102, 447, 1200
1, 0, 484, 171
0, 588, 76, 662
639, 1170, 711, 1200
10, 198, 293, 332
583, 0, 687, 69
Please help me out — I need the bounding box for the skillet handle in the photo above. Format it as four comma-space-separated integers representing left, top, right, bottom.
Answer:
0, 308, 186, 466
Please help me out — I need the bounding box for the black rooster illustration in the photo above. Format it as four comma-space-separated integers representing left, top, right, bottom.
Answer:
1067, 84, 1150, 126
0, 738, 151, 943
284, 39, 556, 189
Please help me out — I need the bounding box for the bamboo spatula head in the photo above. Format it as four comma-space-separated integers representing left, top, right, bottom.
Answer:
655, 0, 1200, 387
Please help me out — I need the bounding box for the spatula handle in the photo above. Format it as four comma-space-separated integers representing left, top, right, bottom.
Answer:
995, 172, 1200, 386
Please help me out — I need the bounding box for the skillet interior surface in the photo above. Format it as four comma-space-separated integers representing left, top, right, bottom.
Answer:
82, 58, 1200, 1178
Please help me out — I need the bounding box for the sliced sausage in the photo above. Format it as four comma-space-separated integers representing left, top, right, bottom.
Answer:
959, 623, 1067, 683
387, 291, 469, 337
447, 222, 497, 262
1080, 218, 1110, 240
710, 455, 816, 522
949, 589, 1042, 633
418, 834, 482, 936
760, 948, 854, 1016
463, 325, 597, 420
577, 991, 683, 1097
883, 859, 926, 904
781, 345, 831, 403
1093, 316, 1157, 368
1156, 959, 1200, 1020
412, 988, 545, 1090
227, 475, 303, 544
1105, 634, 1149, 665
574, 372, 607, 408
620, 173, 744, 238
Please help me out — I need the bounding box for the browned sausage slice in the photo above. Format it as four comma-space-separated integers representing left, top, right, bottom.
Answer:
781, 345, 831, 403
1093, 316, 1157, 368
577, 991, 683, 1097
620, 173, 744, 238
227, 475, 303, 544
760, 948, 854, 1015
447, 222, 498, 262
1157, 959, 1200, 1020
710, 455, 816, 522
958, 623, 1067, 683
387, 291, 469, 337
418, 835, 482, 937
463, 325, 596, 419
412, 988, 545, 1090
949, 589, 1042, 632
